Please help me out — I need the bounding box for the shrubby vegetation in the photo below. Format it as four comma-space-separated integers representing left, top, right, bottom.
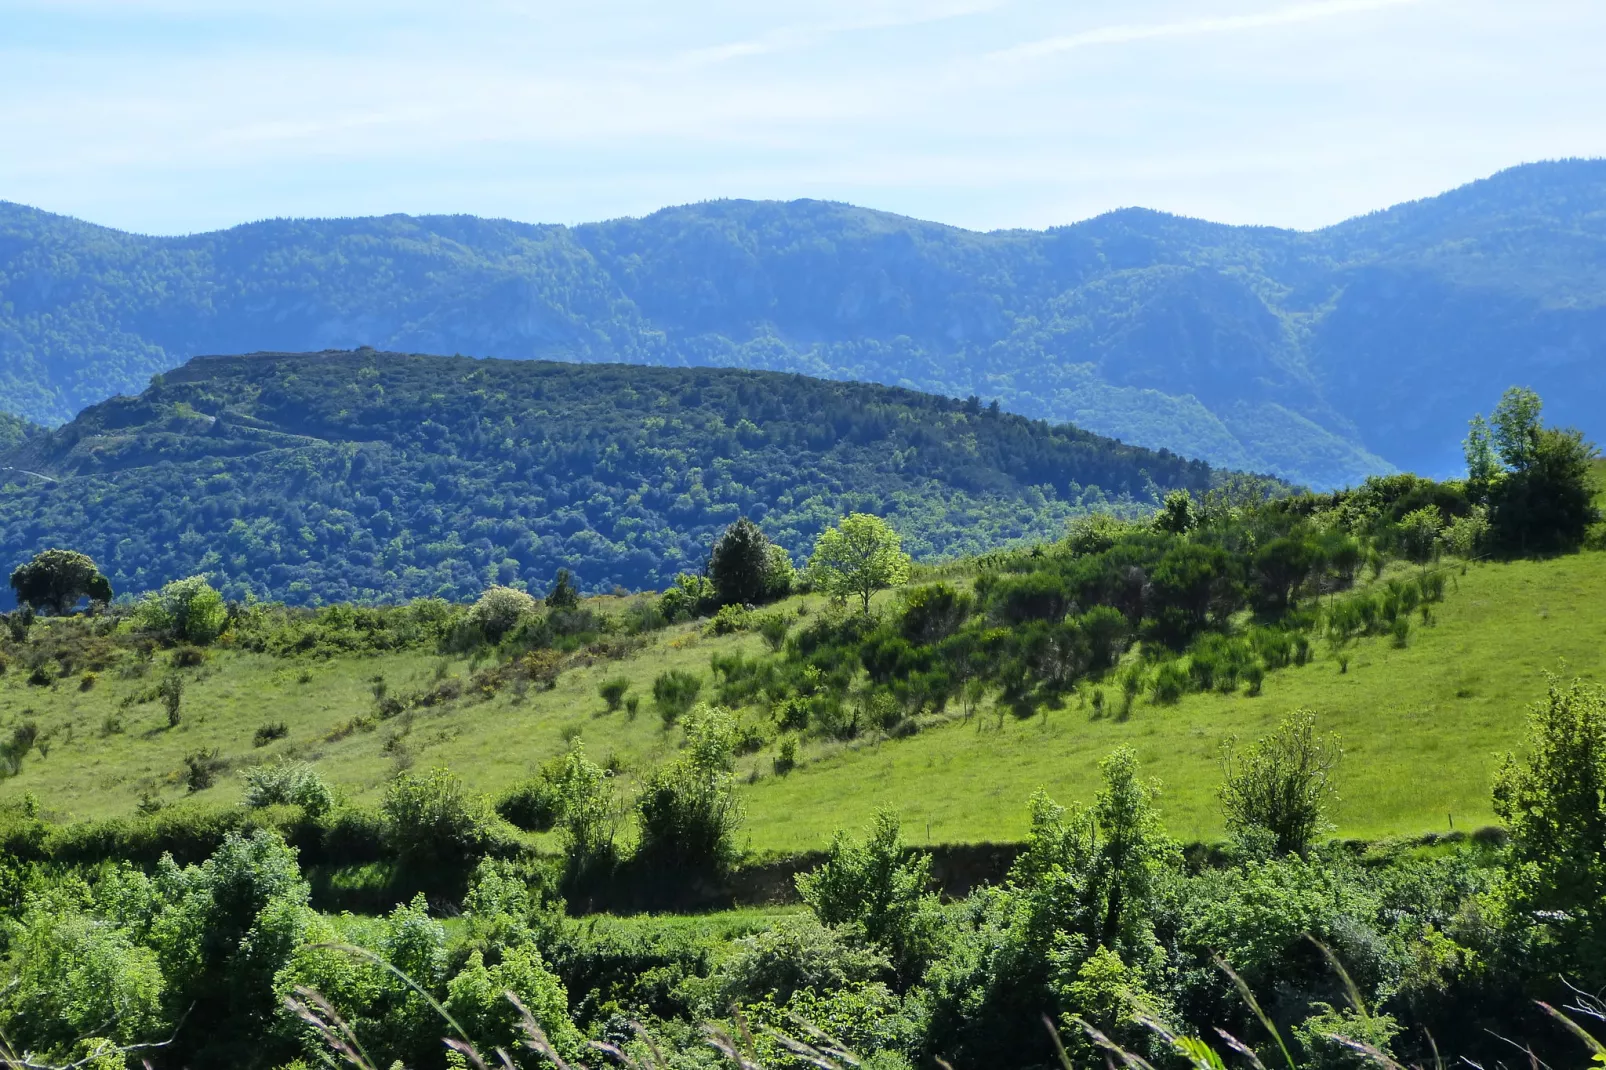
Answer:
7, 683, 1606, 1070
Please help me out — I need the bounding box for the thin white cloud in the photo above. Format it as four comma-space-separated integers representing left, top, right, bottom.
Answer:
662, 0, 999, 71
988, 0, 1430, 62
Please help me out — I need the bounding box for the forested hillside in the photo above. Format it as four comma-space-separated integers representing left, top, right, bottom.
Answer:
3, 160, 1605, 486
0, 350, 1217, 603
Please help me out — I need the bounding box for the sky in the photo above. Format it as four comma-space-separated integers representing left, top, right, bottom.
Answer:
2, 0, 1604, 236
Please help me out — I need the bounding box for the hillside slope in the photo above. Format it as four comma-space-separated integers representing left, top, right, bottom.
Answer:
0, 349, 1216, 603
3, 160, 1605, 486
3, 546, 1600, 849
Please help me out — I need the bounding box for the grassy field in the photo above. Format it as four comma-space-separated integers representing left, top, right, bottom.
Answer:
2, 472, 1603, 855
743, 551, 1606, 851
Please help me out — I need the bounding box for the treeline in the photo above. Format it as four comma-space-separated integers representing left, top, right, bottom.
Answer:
0, 350, 1220, 606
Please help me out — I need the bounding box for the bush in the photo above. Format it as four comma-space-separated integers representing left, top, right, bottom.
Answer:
774, 734, 798, 775
598, 676, 630, 711
444, 947, 581, 1067
705, 603, 751, 636
659, 572, 716, 622
1219, 709, 1342, 856
1150, 661, 1188, 705
252, 722, 289, 747
184, 750, 225, 793
496, 772, 563, 833
172, 644, 206, 667
796, 810, 942, 980
652, 669, 702, 727
241, 760, 334, 817
633, 705, 743, 876
755, 612, 791, 652
135, 576, 227, 644
545, 569, 581, 610
160, 674, 184, 727
690, 915, 889, 1013
468, 585, 537, 642
382, 768, 496, 873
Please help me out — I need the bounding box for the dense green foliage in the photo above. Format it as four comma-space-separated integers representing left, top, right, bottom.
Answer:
7, 681, 1606, 1070
0, 350, 1218, 604
10, 548, 112, 614
5, 161, 1606, 485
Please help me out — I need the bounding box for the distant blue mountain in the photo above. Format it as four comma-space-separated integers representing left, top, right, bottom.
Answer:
3, 159, 1604, 487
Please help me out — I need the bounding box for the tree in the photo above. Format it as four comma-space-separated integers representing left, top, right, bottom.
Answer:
808, 513, 913, 614
796, 810, 942, 981
136, 575, 227, 643
1490, 424, 1598, 553
634, 705, 744, 876
545, 569, 580, 610
1491, 385, 1544, 470
709, 517, 777, 606
1468, 387, 1600, 553
1218, 709, 1342, 857
1396, 506, 1442, 566
9, 549, 112, 615
1464, 412, 1499, 491
1492, 676, 1606, 976
1152, 489, 1198, 535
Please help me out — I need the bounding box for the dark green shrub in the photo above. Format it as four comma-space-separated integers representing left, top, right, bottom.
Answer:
1245, 662, 1265, 696
755, 612, 791, 651
0, 722, 38, 776
253, 722, 289, 746
161, 674, 184, 727
496, 773, 564, 833
774, 734, 798, 775
381, 767, 496, 873
710, 517, 777, 607
652, 669, 702, 727
184, 749, 225, 792
634, 707, 743, 876
1150, 661, 1188, 705
899, 583, 975, 644
598, 676, 630, 711
545, 568, 581, 610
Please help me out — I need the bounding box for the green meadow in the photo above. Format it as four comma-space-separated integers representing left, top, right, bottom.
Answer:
4, 544, 1603, 854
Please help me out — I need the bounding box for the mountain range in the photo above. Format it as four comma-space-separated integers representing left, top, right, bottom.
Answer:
2, 159, 1604, 487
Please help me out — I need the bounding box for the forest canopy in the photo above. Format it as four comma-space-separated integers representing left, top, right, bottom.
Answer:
0, 350, 1225, 605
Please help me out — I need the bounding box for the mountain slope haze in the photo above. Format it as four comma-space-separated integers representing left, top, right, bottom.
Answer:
2, 160, 1604, 485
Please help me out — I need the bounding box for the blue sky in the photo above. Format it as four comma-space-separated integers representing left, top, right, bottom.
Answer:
2, 0, 1602, 235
